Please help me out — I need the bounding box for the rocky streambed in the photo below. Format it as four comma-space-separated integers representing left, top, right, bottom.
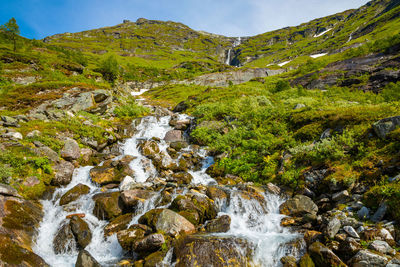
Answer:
29, 97, 304, 266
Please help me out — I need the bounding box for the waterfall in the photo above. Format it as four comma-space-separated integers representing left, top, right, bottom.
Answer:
225, 36, 242, 65
33, 89, 303, 267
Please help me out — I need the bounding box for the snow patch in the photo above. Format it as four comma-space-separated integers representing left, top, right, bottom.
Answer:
310, 53, 327, 58
278, 60, 291, 67
314, 28, 332, 38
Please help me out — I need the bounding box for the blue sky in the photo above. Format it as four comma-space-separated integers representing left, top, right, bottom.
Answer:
1, 0, 370, 39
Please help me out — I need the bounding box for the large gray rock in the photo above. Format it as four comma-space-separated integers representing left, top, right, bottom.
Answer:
279, 195, 318, 216
326, 217, 341, 239
75, 250, 101, 267
139, 209, 195, 237
52, 160, 75, 186
373, 116, 400, 139
349, 250, 389, 267
1, 115, 19, 127
70, 216, 92, 249
368, 240, 395, 255
60, 138, 80, 161
371, 202, 387, 222
33, 146, 60, 163
357, 206, 370, 220
0, 183, 21, 197
120, 189, 155, 208
164, 130, 184, 142
343, 226, 360, 239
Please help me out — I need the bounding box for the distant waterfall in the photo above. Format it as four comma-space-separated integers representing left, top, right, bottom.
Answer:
225, 37, 242, 65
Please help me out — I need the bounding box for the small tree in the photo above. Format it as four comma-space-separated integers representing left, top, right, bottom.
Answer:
1, 18, 20, 52
98, 55, 119, 83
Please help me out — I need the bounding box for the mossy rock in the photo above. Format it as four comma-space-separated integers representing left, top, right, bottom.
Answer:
174, 235, 252, 267
299, 253, 315, 267
0, 234, 49, 267
92, 191, 123, 220
104, 213, 134, 236
59, 183, 90, 206
144, 251, 167, 267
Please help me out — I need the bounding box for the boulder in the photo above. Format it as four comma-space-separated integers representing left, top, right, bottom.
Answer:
120, 189, 155, 209
164, 130, 184, 142
144, 251, 167, 267
70, 216, 92, 249
167, 172, 193, 185
332, 190, 350, 202
1, 115, 19, 127
280, 195, 318, 216
134, 233, 165, 253
93, 192, 123, 220
373, 116, 400, 139
357, 206, 370, 220
60, 138, 80, 161
104, 213, 134, 236
206, 186, 228, 203
0, 195, 47, 266
34, 146, 60, 163
170, 194, 217, 224
326, 217, 341, 239
140, 140, 160, 158
205, 215, 231, 233
90, 157, 134, 185
281, 256, 297, 267
139, 209, 195, 237
53, 221, 77, 254
368, 240, 396, 255
75, 250, 101, 267
59, 183, 90, 206
371, 202, 387, 222
175, 235, 251, 267
343, 226, 360, 239
116, 224, 151, 251
349, 250, 389, 267
308, 242, 346, 267
52, 160, 74, 186
0, 183, 21, 197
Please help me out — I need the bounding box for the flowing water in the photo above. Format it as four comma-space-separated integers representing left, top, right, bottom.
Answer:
33, 91, 303, 266
225, 37, 242, 65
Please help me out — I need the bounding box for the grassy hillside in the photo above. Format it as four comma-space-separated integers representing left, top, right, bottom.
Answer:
234, 0, 400, 68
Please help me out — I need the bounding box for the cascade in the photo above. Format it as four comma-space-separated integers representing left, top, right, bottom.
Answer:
33, 89, 303, 267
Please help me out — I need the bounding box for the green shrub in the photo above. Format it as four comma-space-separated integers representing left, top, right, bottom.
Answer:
273, 80, 291, 92
114, 99, 149, 118
381, 82, 400, 102
98, 55, 119, 83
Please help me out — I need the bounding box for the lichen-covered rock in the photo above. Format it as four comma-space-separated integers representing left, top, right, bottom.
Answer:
104, 213, 134, 236
140, 140, 160, 158
117, 224, 152, 251
167, 172, 193, 185
75, 250, 101, 267
93, 192, 123, 220
349, 249, 389, 267
175, 235, 252, 267
308, 242, 346, 267
373, 116, 400, 139
134, 233, 165, 253
139, 209, 195, 237
206, 186, 228, 203
205, 215, 231, 233
143, 251, 167, 267
90, 157, 134, 185
59, 183, 90, 206
0, 183, 21, 197
368, 240, 396, 255
120, 189, 155, 209
325, 217, 341, 239
280, 195, 318, 216
52, 160, 74, 186
60, 138, 80, 161
170, 193, 217, 224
